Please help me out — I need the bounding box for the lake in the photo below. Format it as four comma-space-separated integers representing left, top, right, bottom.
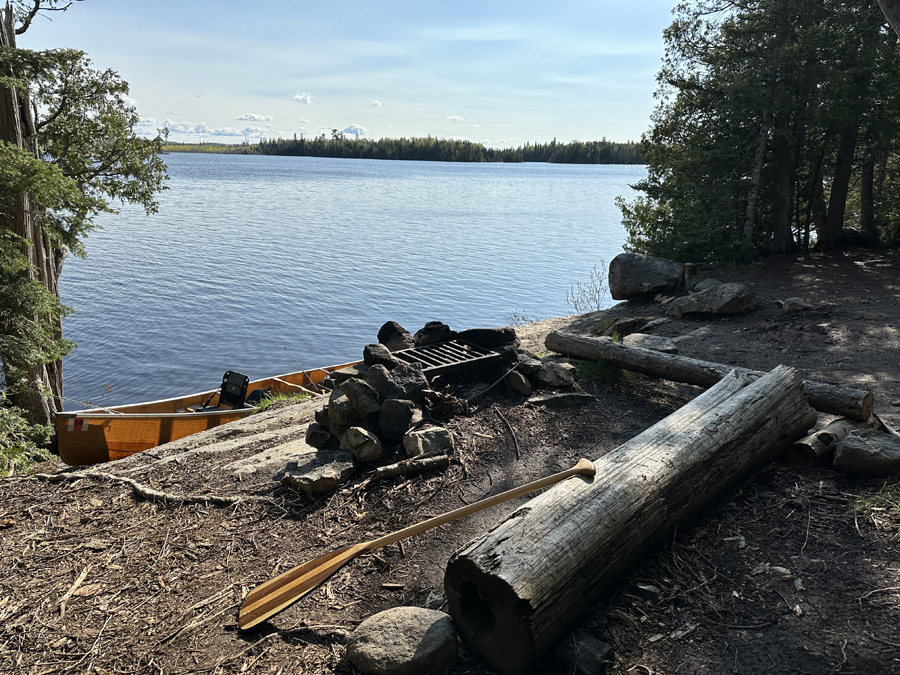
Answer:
59, 153, 644, 409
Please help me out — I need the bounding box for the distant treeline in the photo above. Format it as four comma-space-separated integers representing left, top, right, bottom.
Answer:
253, 134, 643, 164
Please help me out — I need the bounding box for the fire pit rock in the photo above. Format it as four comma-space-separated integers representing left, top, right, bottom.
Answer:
378, 321, 416, 352
403, 426, 453, 458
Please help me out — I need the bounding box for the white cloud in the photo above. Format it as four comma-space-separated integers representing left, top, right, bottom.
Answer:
298, 118, 310, 123
123, 95, 140, 107
472, 124, 481, 128
235, 113, 273, 122
296, 127, 309, 136
372, 100, 382, 107
293, 92, 313, 104
342, 124, 367, 137
317, 125, 332, 135
446, 116, 465, 124
448, 136, 469, 142
166, 111, 179, 116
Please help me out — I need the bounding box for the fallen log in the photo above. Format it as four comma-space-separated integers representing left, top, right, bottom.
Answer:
545, 331, 874, 421
785, 419, 867, 467
444, 366, 816, 674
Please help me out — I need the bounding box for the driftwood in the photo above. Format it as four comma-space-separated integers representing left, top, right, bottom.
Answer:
444, 366, 816, 674
785, 419, 867, 467
545, 331, 874, 421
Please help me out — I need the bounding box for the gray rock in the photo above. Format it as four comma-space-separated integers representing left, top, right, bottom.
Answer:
378, 321, 416, 352
551, 629, 613, 675
692, 277, 722, 292
414, 321, 455, 347
834, 429, 900, 477
623, 333, 678, 354
609, 252, 683, 300
527, 392, 594, 406
380, 399, 423, 438
666, 282, 757, 317
455, 327, 518, 348
638, 317, 671, 332
599, 316, 655, 338
225, 438, 322, 478
340, 427, 384, 462
403, 426, 453, 457
365, 363, 429, 403
305, 422, 337, 449
280, 449, 355, 495
780, 297, 815, 313
364, 343, 398, 369
346, 607, 458, 675
342, 377, 382, 416
635, 583, 662, 602
516, 354, 543, 375
533, 361, 577, 388
331, 363, 369, 383
328, 386, 361, 426
506, 370, 533, 396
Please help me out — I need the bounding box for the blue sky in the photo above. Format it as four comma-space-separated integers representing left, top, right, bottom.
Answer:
22, 0, 676, 146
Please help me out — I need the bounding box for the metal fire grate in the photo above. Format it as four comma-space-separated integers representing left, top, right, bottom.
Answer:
393, 340, 501, 378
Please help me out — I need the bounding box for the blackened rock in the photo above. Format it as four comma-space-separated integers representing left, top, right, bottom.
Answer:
414, 321, 455, 347
365, 363, 428, 403
380, 399, 422, 438
328, 386, 361, 426
364, 343, 397, 369
331, 363, 369, 383
305, 422, 337, 449
834, 429, 900, 477
533, 361, 577, 388
666, 282, 757, 317
377, 321, 416, 352
506, 370, 533, 396
551, 629, 613, 675
456, 327, 518, 349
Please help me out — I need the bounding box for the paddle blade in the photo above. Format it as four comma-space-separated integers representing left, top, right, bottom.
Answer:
239, 543, 366, 629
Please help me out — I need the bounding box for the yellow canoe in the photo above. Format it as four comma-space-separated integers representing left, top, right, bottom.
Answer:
55, 360, 360, 466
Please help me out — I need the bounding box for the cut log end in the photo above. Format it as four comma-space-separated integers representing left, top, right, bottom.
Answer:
444, 563, 534, 674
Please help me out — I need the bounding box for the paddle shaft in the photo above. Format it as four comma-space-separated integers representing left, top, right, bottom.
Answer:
238, 458, 595, 629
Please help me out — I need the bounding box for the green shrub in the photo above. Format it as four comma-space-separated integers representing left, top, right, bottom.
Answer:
251, 391, 310, 414
0, 395, 53, 476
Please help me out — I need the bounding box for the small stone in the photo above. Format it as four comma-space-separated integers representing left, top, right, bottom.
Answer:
346, 607, 458, 675
280, 450, 356, 495
340, 427, 384, 462
692, 278, 722, 292
516, 354, 543, 375
506, 370, 533, 396
794, 578, 806, 591
780, 297, 815, 313
403, 426, 453, 457
305, 422, 336, 449
331, 363, 370, 383
790, 555, 811, 571
533, 361, 577, 388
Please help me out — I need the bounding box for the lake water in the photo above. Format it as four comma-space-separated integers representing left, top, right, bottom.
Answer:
59, 153, 643, 409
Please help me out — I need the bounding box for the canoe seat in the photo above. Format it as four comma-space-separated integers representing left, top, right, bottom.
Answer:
195, 370, 250, 411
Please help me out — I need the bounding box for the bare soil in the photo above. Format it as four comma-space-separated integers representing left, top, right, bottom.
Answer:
2, 248, 899, 675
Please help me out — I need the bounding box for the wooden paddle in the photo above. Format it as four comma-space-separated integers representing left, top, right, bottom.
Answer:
238, 457, 596, 629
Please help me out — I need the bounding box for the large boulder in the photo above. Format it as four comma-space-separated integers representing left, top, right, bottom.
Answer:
365, 363, 429, 403
666, 282, 758, 317
608, 252, 683, 300
346, 607, 458, 675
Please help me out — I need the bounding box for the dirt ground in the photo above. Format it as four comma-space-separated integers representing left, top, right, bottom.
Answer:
2, 248, 899, 675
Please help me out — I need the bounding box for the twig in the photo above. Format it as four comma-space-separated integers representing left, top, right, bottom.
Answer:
159, 601, 240, 644
34, 471, 271, 506
857, 586, 900, 600
496, 410, 520, 460
58, 564, 91, 617
365, 455, 450, 484
466, 362, 521, 402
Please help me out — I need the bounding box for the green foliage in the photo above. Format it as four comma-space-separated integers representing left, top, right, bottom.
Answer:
565, 262, 609, 314
589, 318, 617, 335
573, 357, 640, 385
0, 394, 52, 476
252, 135, 643, 164
854, 478, 900, 515
251, 391, 310, 413
619, 0, 900, 262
